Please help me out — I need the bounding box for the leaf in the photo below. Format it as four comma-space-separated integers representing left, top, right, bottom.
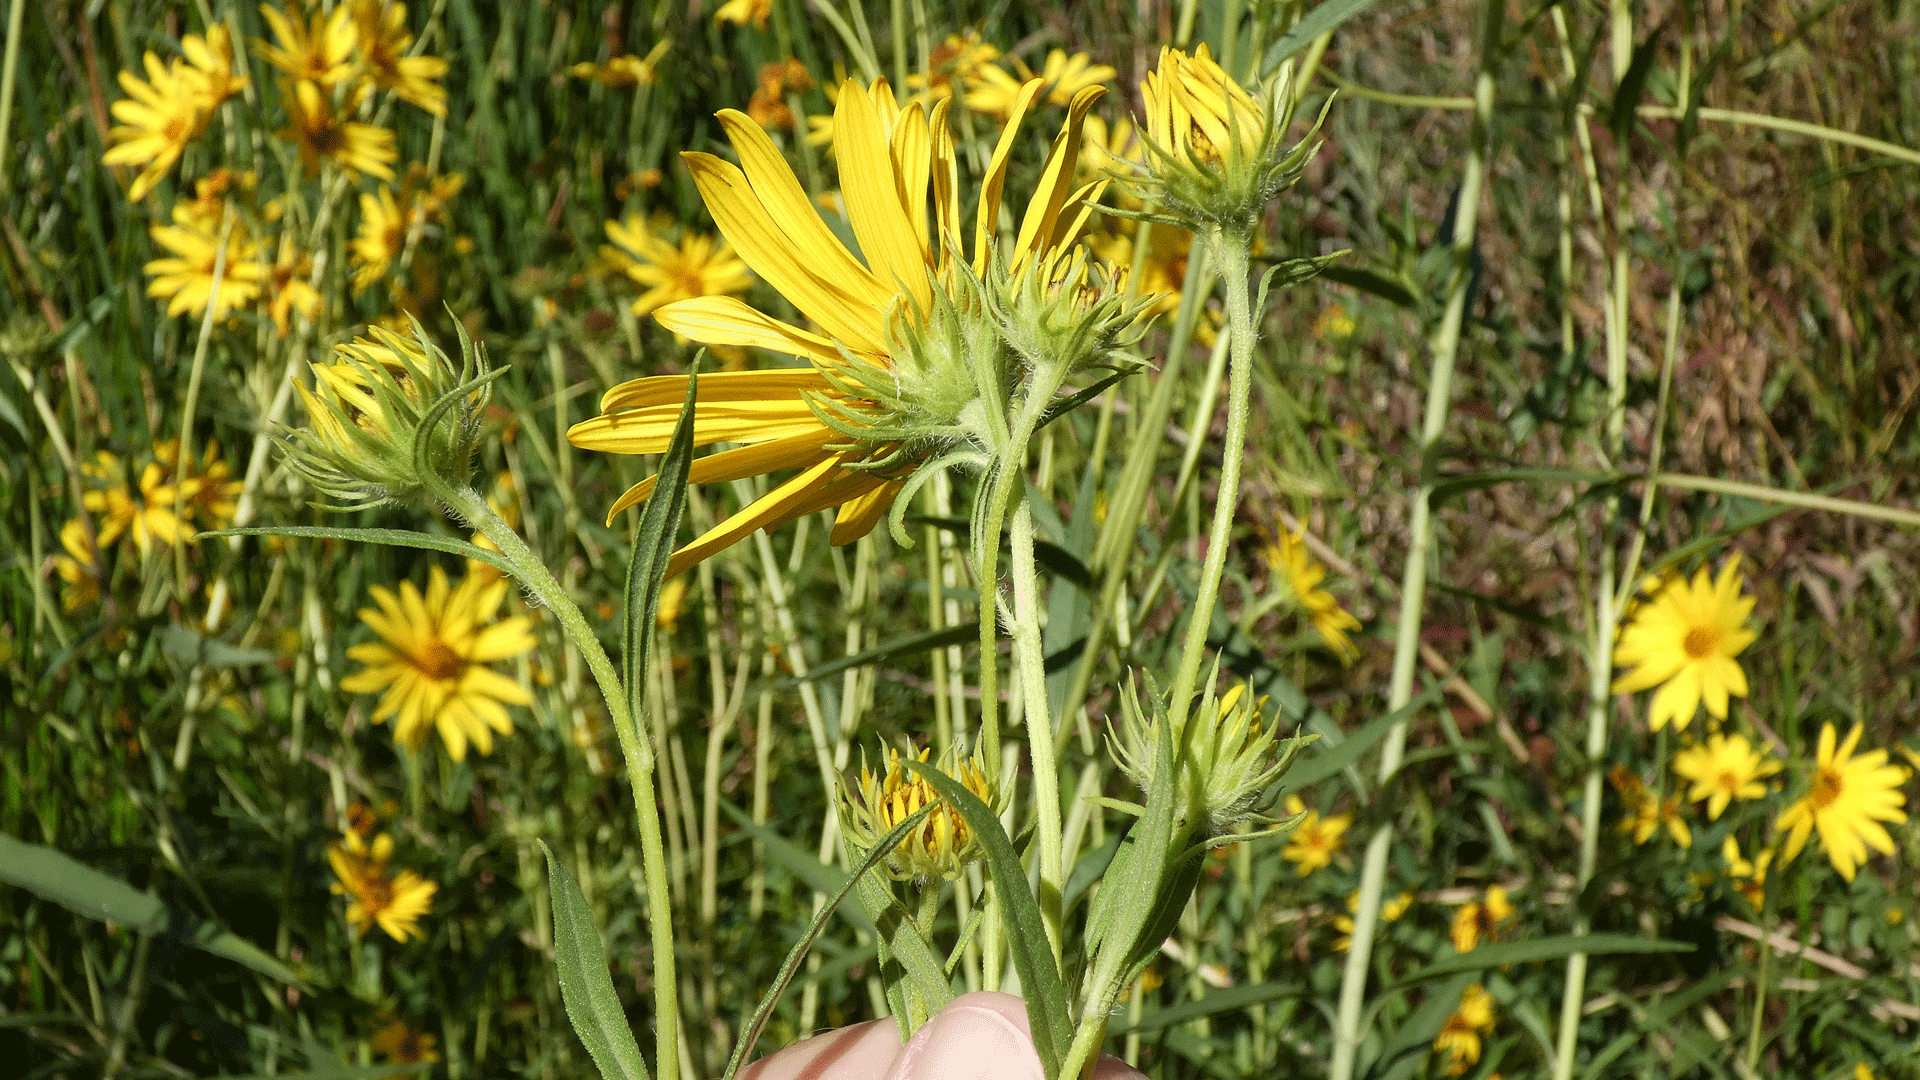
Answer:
1364, 972, 1477, 1080
787, 622, 985, 687
0, 833, 304, 986
1387, 934, 1693, 989
721, 804, 936, 1080
540, 842, 651, 1080
1272, 686, 1441, 797
1111, 981, 1309, 1033
1609, 30, 1664, 138
1579, 968, 1740, 1080
204, 526, 515, 577
1262, 0, 1384, 72
624, 364, 700, 741
1319, 264, 1420, 309
1427, 467, 1626, 509
158, 625, 279, 668
901, 760, 1070, 1078
205, 1067, 436, 1080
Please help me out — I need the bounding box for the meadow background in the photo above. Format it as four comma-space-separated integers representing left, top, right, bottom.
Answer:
4, 0, 1920, 1078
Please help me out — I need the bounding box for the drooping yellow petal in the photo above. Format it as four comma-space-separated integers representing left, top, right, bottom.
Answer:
834, 82, 932, 312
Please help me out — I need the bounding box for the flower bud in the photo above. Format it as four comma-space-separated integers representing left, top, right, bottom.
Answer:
283, 317, 494, 508
841, 745, 999, 883
1111, 671, 1299, 834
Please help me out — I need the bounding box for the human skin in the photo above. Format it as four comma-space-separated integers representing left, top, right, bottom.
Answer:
738, 992, 1147, 1080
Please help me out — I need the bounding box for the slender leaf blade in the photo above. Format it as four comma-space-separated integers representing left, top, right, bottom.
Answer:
1388, 934, 1693, 989
540, 842, 650, 1080
1273, 686, 1441, 797
624, 365, 700, 735
203, 526, 513, 576
1262, 0, 1382, 72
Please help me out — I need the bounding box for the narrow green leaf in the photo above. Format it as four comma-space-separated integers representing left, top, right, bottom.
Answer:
1427, 467, 1626, 509
1579, 968, 1740, 1080
1388, 934, 1693, 989
204, 526, 514, 576
0, 833, 303, 986
540, 842, 651, 1080
1262, 0, 1383, 72
901, 760, 1070, 1078
850, 861, 953, 1030
787, 621, 985, 687
624, 364, 700, 739
721, 804, 935, 1080
1365, 972, 1477, 1080
205, 1066, 435, 1080
1273, 686, 1441, 797
158, 625, 279, 667
1111, 981, 1308, 1034
1319, 264, 1420, 308
1608, 31, 1664, 137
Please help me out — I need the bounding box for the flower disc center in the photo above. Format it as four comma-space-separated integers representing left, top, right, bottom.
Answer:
415, 639, 464, 680
1681, 625, 1719, 659
1809, 766, 1844, 809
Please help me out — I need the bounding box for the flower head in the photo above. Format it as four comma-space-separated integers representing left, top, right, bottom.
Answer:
327, 831, 437, 941
747, 59, 815, 129
352, 186, 411, 293
962, 49, 1115, 117
1432, 984, 1496, 1075
279, 80, 397, 180
1263, 527, 1361, 663
1612, 556, 1758, 731
909, 32, 1000, 102
351, 0, 448, 115
601, 215, 754, 318
1672, 732, 1782, 820
52, 519, 103, 611
1333, 889, 1411, 952
103, 54, 207, 201
569, 77, 1134, 578
340, 566, 536, 761
1610, 765, 1693, 848
1133, 45, 1322, 230
570, 40, 669, 87
1279, 793, 1351, 876
370, 1020, 440, 1075
284, 319, 496, 508
842, 745, 998, 882
183, 26, 248, 113
1113, 677, 1301, 835
1721, 836, 1771, 910
713, 0, 772, 29
144, 200, 267, 320
1450, 885, 1513, 953
256, 3, 357, 87
1775, 723, 1909, 882
81, 453, 197, 556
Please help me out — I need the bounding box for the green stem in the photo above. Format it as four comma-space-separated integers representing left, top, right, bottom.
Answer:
1008, 500, 1063, 960
1327, 5, 1499, 1075
446, 487, 679, 1080
1162, 229, 1253, 736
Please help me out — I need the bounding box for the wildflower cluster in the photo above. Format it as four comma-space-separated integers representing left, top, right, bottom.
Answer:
55, 441, 244, 610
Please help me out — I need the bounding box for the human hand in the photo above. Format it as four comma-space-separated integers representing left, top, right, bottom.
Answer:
739, 991, 1146, 1080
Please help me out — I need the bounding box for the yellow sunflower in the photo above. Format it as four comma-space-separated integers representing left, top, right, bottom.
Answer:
570, 40, 670, 87
1721, 836, 1771, 910
1450, 885, 1513, 953
1611, 556, 1758, 731
340, 567, 536, 761
327, 831, 437, 941
601, 214, 753, 318
369, 1020, 440, 1072
182, 25, 248, 113
1432, 983, 1496, 1075
256, 3, 357, 87
82, 454, 197, 557
567, 77, 1112, 579
712, 0, 772, 29
908, 31, 1000, 102
279, 80, 398, 180
351, 0, 448, 115
351, 186, 410, 292
1279, 794, 1350, 876
263, 243, 323, 335
102, 54, 206, 202
1263, 527, 1362, 663
1776, 722, 1910, 882
144, 201, 266, 320
52, 519, 103, 611
1671, 732, 1782, 820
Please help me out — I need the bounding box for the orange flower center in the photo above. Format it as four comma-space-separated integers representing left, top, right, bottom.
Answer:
415, 640, 464, 680
1682, 625, 1719, 659
1809, 765, 1844, 809
1716, 769, 1742, 792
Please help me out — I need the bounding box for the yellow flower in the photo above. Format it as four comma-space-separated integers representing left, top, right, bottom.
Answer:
747, 59, 815, 129
351, 0, 448, 115
1333, 889, 1411, 952
1136, 44, 1319, 229
842, 745, 998, 882
569, 40, 670, 87
568, 78, 1110, 578
1619, 790, 1693, 848
963, 49, 1115, 117
370, 1020, 440, 1074
351, 186, 410, 293
1721, 836, 1771, 911
601, 215, 753, 318
1432, 984, 1496, 1075
908, 31, 1000, 102
279, 80, 398, 180
1030, 49, 1117, 108
263, 244, 322, 335
1672, 732, 1782, 820
52, 519, 103, 611
1855, 1066, 1876, 1080
182, 25, 248, 113
1142, 44, 1263, 169
156, 438, 245, 530
256, 3, 357, 87
327, 832, 437, 941
102, 54, 207, 202
83, 458, 197, 557
1450, 885, 1513, 953
1775, 722, 1910, 882
1262, 527, 1362, 663
1611, 556, 1758, 731
144, 201, 266, 320
713, 0, 772, 29
1279, 794, 1350, 876
1312, 303, 1355, 341
340, 567, 537, 761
